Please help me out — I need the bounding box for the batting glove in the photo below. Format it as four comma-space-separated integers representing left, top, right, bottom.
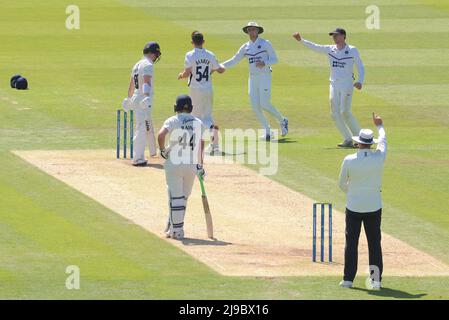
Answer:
196, 164, 206, 178
139, 96, 151, 109
160, 147, 170, 159
122, 97, 131, 112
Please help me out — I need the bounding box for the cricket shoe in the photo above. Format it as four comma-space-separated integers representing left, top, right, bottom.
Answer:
132, 160, 148, 167
166, 228, 184, 240
367, 279, 382, 291
280, 117, 289, 137
337, 139, 354, 148
339, 280, 353, 288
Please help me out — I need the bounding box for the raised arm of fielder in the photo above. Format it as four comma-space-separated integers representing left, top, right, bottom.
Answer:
292, 32, 330, 54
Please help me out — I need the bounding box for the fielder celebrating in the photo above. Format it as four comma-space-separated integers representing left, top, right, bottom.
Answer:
222, 22, 288, 141
158, 95, 205, 240
178, 31, 225, 155
122, 42, 161, 166
293, 28, 365, 148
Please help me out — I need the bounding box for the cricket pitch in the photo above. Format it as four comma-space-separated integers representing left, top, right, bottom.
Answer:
13, 150, 449, 277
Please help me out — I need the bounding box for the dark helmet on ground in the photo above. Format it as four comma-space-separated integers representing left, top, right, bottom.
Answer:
174, 94, 193, 113
15, 77, 28, 90
143, 41, 161, 62
10, 74, 21, 88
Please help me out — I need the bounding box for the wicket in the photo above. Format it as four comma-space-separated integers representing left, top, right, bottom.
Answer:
116, 109, 134, 159
312, 202, 332, 263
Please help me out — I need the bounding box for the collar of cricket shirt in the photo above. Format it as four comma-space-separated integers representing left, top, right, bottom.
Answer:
250, 37, 261, 45
334, 43, 348, 52
357, 149, 373, 156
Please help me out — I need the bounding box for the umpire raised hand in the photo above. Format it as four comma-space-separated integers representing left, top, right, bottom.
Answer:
338, 113, 387, 290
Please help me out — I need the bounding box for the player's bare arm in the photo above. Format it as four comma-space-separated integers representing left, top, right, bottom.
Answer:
177, 67, 192, 80
122, 77, 135, 112
157, 127, 167, 149
157, 127, 169, 159
127, 77, 134, 97
214, 65, 226, 73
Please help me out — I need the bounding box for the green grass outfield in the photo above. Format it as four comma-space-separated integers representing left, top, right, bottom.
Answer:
1, 0, 449, 299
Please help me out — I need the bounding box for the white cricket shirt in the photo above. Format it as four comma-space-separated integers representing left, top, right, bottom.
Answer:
184, 48, 220, 89
223, 37, 278, 75
338, 126, 387, 213
131, 57, 154, 102
163, 113, 205, 164
301, 39, 365, 84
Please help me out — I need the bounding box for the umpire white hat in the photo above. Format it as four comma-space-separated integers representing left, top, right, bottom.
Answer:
352, 129, 379, 145
243, 21, 264, 34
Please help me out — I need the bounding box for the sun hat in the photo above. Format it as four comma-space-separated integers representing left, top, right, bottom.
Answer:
243, 21, 264, 34
352, 129, 379, 145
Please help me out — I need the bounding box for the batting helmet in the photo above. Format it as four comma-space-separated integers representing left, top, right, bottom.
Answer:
174, 94, 193, 113
143, 42, 161, 62
15, 77, 28, 90
10, 74, 21, 88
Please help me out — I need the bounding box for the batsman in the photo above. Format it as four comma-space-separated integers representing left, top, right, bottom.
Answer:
122, 42, 161, 166
158, 94, 205, 240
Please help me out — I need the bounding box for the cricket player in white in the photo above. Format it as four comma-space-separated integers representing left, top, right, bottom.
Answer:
122, 42, 161, 166
158, 95, 205, 240
178, 31, 225, 155
293, 28, 365, 148
222, 22, 288, 141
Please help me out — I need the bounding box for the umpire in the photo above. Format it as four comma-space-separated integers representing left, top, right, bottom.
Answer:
338, 113, 387, 290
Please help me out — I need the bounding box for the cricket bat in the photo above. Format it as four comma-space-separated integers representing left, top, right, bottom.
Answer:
198, 174, 214, 239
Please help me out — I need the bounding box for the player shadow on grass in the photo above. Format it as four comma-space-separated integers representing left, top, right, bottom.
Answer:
351, 287, 427, 299
181, 237, 232, 247
274, 137, 297, 144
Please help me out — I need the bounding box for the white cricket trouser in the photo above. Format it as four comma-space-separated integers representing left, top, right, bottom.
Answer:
329, 80, 361, 140
132, 94, 155, 162
164, 160, 197, 231
190, 87, 214, 129
248, 73, 284, 133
